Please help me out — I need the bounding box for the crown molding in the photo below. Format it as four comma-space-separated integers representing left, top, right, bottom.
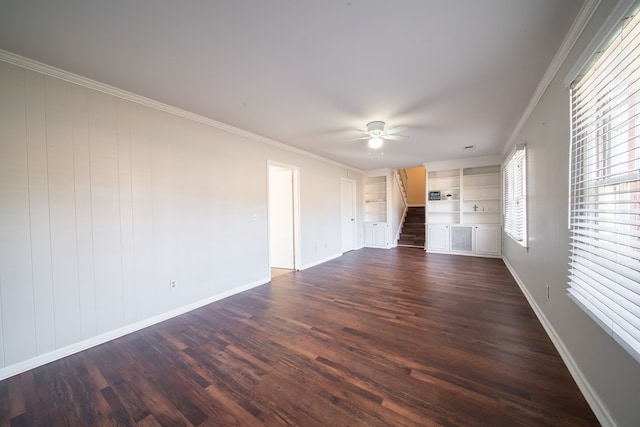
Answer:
502, 0, 601, 157
0, 49, 362, 173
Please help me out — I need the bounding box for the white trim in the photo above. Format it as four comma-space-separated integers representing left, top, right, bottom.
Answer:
298, 252, 343, 270
503, 0, 601, 156
0, 49, 361, 173
564, 0, 637, 88
0, 277, 269, 381
501, 257, 616, 427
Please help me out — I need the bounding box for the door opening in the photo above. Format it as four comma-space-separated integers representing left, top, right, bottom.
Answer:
268, 163, 300, 273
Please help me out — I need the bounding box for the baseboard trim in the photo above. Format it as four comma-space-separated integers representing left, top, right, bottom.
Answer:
501, 257, 616, 427
0, 276, 269, 381
298, 252, 343, 271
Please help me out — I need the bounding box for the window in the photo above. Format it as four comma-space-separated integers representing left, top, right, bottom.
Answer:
503, 144, 527, 246
568, 4, 640, 363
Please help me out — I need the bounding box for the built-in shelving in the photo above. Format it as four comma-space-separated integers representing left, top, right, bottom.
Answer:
462, 166, 501, 225
364, 175, 388, 223
426, 169, 460, 224
425, 163, 502, 257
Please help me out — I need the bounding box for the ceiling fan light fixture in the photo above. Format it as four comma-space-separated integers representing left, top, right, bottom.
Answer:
368, 137, 384, 149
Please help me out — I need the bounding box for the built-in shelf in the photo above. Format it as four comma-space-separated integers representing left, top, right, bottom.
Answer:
364, 172, 392, 247
365, 175, 388, 223
426, 163, 502, 257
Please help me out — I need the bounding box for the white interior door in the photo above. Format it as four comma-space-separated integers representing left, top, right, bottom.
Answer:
269, 166, 294, 268
341, 179, 356, 252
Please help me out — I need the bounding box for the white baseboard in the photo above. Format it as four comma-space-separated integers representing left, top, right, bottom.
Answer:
501, 257, 616, 427
0, 276, 269, 381
298, 252, 343, 270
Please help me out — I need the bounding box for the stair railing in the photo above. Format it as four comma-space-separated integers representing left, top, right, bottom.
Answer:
394, 169, 409, 206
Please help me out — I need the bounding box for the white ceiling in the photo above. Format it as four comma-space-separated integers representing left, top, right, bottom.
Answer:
0, 0, 585, 170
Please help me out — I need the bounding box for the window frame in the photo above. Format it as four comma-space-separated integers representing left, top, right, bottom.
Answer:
503, 144, 528, 247
567, 1, 640, 364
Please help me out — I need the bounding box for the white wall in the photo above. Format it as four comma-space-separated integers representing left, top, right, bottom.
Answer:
405, 166, 425, 205
502, 1, 640, 426
0, 59, 363, 378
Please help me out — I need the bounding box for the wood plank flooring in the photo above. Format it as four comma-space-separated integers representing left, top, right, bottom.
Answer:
0, 248, 599, 426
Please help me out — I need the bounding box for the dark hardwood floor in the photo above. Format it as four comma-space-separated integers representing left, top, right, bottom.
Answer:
0, 248, 599, 426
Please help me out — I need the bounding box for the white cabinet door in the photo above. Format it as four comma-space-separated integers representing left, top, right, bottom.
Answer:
364, 223, 374, 246
375, 223, 389, 246
475, 224, 501, 256
365, 223, 388, 247
427, 224, 449, 252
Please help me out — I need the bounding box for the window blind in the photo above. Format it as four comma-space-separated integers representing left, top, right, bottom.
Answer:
503, 145, 527, 245
568, 5, 640, 363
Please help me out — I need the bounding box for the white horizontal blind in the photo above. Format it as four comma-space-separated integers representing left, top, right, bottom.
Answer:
503, 145, 527, 245
568, 6, 640, 363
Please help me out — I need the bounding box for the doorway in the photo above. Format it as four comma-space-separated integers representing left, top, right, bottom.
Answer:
341, 178, 356, 253
268, 162, 300, 273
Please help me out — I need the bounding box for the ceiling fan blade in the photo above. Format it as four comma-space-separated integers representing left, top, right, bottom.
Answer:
384, 125, 408, 135
383, 134, 407, 141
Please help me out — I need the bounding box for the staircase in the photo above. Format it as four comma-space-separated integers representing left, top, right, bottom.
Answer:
398, 206, 425, 248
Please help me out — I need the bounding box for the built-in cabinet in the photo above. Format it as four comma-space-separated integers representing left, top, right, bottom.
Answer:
364, 222, 389, 247
364, 173, 391, 247
426, 163, 501, 257
427, 223, 450, 252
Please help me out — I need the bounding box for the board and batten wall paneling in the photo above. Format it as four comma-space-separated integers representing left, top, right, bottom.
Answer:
116, 99, 137, 327
88, 89, 126, 335
129, 102, 156, 322
0, 58, 363, 375
71, 83, 98, 340
45, 76, 83, 348
24, 70, 56, 354
0, 61, 36, 366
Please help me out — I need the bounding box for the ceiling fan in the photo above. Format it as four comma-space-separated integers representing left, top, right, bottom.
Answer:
355, 121, 408, 149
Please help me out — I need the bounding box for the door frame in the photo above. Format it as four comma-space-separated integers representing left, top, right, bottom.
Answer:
267, 161, 301, 271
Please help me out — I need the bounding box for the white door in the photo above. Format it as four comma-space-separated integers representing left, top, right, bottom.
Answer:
269, 166, 294, 268
341, 179, 356, 252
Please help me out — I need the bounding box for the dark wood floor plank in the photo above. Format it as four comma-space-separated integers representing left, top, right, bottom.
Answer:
0, 248, 599, 426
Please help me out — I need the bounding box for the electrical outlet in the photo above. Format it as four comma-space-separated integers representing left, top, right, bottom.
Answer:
170, 280, 176, 290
